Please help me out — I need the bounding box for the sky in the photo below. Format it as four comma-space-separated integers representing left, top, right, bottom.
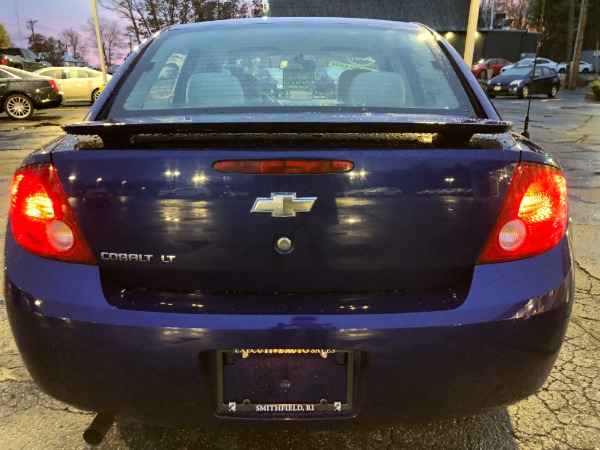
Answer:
1, 0, 122, 65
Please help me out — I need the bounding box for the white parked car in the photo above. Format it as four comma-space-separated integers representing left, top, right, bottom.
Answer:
556, 61, 594, 74
500, 57, 558, 73
34, 67, 111, 103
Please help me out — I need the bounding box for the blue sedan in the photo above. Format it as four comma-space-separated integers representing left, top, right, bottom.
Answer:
5, 18, 573, 445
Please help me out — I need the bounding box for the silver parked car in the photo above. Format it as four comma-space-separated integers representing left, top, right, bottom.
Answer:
34, 67, 111, 103
500, 57, 558, 73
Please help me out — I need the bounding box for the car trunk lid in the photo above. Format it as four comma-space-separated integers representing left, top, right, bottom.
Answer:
52, 132, 518, 293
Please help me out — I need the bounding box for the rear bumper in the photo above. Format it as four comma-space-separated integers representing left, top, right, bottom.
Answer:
4, 233, 574, 426
487, 86, 520, 97
34, 94, 63, 110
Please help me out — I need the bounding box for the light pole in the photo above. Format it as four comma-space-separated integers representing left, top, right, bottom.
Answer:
464, 0, 481, 68
91, 0, 108, 85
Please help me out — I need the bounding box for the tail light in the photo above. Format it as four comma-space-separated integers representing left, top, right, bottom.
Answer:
478, 162, 568, 264
1, 56, 7, 65
214, 159, 353, 174
9, 164, 96, 264
46, 79, 59, 92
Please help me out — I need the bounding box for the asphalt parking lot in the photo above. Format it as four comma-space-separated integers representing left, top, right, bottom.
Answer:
0, 93, 599, 449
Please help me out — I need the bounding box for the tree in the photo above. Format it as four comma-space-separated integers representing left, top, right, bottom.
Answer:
569, 0, 589, 89
234, 0, 264, 18
498, 0, 529, 30
100, 0, 146, 44
101, 0, 195, 44
129, 0, 194, 37
250, 0, 264, 17
480, 0, 529, 29
526, 0, 568, 59
565, 0, 575, 78
102, 0, 264, 44
84, 17, 128, 67
0, 22, 12, 47
61, 28, 87, 62
526, 0, 599, 61
28, 34, 68, 65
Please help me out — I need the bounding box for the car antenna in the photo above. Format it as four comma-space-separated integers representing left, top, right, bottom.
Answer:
523, 0, 545, 139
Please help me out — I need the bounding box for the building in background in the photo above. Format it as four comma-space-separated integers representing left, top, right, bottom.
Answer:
268, 0, 538, 63
62, 54, 86, 67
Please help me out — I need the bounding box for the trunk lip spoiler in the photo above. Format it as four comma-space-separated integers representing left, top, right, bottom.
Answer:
63, 115, 511, 142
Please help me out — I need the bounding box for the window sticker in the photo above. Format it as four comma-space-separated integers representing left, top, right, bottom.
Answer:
283, 68, 314, 100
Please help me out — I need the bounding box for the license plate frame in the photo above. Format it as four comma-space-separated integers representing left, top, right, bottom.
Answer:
216, 349, 354, 413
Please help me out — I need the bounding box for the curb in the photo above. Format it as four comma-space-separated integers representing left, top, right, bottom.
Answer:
584, 93, 599, 101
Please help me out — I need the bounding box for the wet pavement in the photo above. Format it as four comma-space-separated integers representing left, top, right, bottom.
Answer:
0, 94, 599, 449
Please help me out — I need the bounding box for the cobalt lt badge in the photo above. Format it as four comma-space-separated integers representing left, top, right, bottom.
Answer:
251, 193, 317, 217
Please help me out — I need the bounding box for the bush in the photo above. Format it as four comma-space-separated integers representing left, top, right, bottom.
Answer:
591, 79, 600, 100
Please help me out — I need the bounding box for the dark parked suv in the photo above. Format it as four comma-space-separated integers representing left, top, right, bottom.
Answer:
0, 47, 49, 72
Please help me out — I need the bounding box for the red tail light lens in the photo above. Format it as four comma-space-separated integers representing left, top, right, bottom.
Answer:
9, 164, 96, 265
478, 162, 568, 264
46, 79, 59, 93
214, 160, 354, 174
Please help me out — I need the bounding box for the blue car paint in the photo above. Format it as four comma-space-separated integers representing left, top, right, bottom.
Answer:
46, 143, 520, 293
4, 17, 574, 426
5, 231, 572, 328
4, 239, 574, 425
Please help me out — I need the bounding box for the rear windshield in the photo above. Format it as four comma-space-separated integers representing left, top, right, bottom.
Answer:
109, 21, 476, 119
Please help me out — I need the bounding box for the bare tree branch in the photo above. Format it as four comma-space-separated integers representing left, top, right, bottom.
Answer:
61, 28, 87, 61
84, 17, 128, 67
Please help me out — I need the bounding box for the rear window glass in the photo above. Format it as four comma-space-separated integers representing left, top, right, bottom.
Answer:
1, 67, 41, 79
0, 69, 15, 79
109, 22, 476, 118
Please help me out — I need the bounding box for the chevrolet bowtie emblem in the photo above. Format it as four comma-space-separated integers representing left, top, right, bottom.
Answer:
251, 193, 317, 217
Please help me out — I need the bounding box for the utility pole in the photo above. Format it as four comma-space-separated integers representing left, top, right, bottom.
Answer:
565, 0, 575, 82
25, 19, 37, 47
26, 19, 37, 37
594, 0, 600, 78
569, 0, 589, 90
13, 0, 23, 46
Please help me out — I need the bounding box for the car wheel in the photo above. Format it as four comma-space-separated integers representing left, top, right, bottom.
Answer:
582, 68, 589, 74
4, 94, 34, 120
548, 84, 559, 98
520, 85, 530, 99
488, 94, 496, 99
91, 89, 101, 104
559, 68, 566, 74
478, 71, 487, 80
